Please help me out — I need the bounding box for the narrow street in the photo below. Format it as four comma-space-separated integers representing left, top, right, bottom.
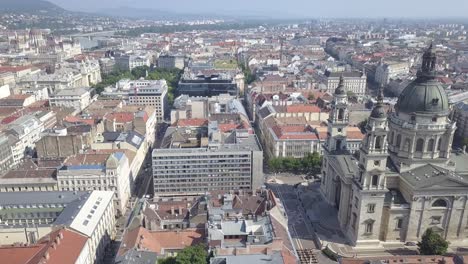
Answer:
267, 178, 337, 264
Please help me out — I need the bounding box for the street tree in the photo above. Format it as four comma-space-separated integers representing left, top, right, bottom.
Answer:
418, 228, 449, 255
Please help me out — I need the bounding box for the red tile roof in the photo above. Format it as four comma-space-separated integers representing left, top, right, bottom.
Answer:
175, 118, 209, 127
0, 228, 88, 264
271, 125, 319, 140
218, 123, 239, 133
0, 65, 32, 73
64, 153, 110, 166
64, 115, 98, 126
3, 94, 31, 100
118, 227, 205, 257
104, 112, 134, 123
34, 228, 88, 264
0, 244, 45, 264
347, 127, 365, 140
286, 104, 320, 113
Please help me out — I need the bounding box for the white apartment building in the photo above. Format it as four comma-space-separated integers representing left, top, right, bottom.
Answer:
102, 79, 168, 122
57, 152, 131, 214
375, 61, 410, 86
17, 60, 101, 93
0, 133, 14, 173
54, 191, 115, 264
6, 115, 44, 166
325, 71, 367, 97
49, 87, 92, 113
115, 54, 151, 71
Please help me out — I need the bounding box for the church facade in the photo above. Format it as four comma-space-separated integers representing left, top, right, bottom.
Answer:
320, 45, 468, 247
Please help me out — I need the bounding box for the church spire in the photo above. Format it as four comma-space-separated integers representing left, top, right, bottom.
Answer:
418, 42, 437, 78
370, 86, 387, 119
335, 75, 346, 96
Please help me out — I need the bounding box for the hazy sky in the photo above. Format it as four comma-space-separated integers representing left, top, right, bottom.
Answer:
49, 0, 468, 18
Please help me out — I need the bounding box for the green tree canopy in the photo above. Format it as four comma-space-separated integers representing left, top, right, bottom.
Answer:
267, 152, 322, 174
175, 244, 207, 264
418, 228, 449, 255
308, 92, 315, 100
269, 158, 283, 173
93, 66, 182, 107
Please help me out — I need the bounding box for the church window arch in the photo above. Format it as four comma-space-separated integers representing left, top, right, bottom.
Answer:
375, 136, 382, 150
396, 134, 402, 148
371, 175, 379, 187
427, 139, 435, 152
338, 109, 345, 120
437, 138, 442, 151
432, 199, 447, 208
416, 138, 424, 152
389, 131, 394, 145
404, 138, 411, 152
364, 219, 374, 234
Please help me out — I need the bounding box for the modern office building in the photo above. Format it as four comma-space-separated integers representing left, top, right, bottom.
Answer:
178, 72, 238, 96
152, 129, 263, 197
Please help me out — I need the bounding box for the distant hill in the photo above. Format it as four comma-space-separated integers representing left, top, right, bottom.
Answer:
0, 0, 65, 13
95, 6, 232, 21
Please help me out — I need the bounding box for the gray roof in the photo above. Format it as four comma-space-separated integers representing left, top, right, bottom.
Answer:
326, 71, 363, 78
53, 87, 90, 97
52, 192, 92, 226
211, 251, 285, 264
114, 249, 158, 264
0, 191, 88, 206
328, 154, 359, 178
102, 131, 144, 149
400, 164, 468, 190
449, 152, 468, 175
258, 105, 275, 120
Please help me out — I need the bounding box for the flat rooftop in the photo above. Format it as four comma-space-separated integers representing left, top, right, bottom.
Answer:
153, 134, 262, 155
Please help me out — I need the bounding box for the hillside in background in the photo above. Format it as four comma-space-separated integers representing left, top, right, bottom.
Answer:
0, 0, 65, 13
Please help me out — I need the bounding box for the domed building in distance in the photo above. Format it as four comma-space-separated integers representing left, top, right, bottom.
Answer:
320, 44, 468, 247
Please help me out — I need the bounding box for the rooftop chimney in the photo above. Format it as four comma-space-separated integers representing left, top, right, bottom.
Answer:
178, 206, 183, 215
171, 206, 175, 215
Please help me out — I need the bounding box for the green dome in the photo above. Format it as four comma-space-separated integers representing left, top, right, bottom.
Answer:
396, 78, 449, 115
395, 43, 450, 115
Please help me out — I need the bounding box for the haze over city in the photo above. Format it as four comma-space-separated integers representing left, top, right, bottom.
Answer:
1, 0, 468, 264
49, 0, 468, 18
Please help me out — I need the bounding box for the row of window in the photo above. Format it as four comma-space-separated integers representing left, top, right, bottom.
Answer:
390, 133, 442, 153
60, 179, 115, 185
